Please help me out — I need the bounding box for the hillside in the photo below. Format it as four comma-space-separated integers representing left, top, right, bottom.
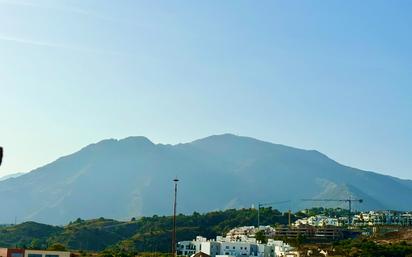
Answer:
0, 208, 294, 252
0, 222, 63, 248
0, 134, 411, 224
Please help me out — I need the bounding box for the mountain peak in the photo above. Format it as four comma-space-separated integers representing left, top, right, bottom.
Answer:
191, 133, 260, 144
119, 136, 154, 145
84, 136, 154, 150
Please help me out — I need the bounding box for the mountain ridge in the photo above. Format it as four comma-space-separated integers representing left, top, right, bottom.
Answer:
0, 172, 25, 181
0, 134, 410, 224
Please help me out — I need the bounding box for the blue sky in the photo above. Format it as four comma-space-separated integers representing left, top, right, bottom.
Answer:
0, 0, 411, 179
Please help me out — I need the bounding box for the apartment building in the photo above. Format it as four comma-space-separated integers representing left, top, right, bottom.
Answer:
274, 225, 345, 241
353, 211, 412, 226
294, 215, 348, 227
177, 235, 298, 257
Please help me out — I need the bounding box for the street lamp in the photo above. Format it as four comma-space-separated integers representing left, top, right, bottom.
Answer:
172, 178, 179, 257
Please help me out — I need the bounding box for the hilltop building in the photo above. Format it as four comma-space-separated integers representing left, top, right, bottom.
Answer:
352, 211, 412, 226
226, 226, 276, 238
293, 211, 412, 227
293, 215, 348, 227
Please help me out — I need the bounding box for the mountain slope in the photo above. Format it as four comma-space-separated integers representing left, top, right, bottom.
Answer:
0, 134, 410, 224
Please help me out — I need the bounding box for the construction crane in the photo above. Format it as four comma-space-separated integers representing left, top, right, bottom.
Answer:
257, 200, 291, 227
301, 198, 363, 224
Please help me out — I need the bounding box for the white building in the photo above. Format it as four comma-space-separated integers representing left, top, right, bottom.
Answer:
226, 226, 276, 238
353, 211, 412, 226
296, 211, 412, 227
294, 215, 348, 227
177, 235, 298, 257
178, 236, 220, 257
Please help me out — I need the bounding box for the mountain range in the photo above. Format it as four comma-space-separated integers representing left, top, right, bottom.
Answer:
0, 134, 411, 224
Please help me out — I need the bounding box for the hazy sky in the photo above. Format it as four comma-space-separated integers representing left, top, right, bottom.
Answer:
0, 0, 411, 179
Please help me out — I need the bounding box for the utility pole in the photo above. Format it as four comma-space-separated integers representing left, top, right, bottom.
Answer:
288, 210, 291, 227
172, 178, 179, 257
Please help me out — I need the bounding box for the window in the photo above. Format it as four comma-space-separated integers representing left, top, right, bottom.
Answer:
46, 255, 59, 257
28, 254, 42, 257
226, 246, 229, 249
11, 253, 23, 257
233, 247, 235, 249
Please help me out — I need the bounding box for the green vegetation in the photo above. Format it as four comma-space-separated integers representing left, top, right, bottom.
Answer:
48, 243, 67, 251
0, 221, 63, 249
255, 230, 267, 243
1, 208, 410, 257
49, 218, 138, 251
0, 208, 296, 252
110, 208, 295, 253
331, 238, 412, 257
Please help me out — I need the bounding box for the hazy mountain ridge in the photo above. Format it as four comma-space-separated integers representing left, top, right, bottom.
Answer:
0, 134, 410, 224
0, 172, 25, 181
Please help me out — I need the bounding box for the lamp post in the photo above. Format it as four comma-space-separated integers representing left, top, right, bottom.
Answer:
172, 178, 179, 257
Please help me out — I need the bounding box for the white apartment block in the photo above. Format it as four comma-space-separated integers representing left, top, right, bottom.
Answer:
294, 215, 348, 227
177, 235, 298, 257
353, 211, 412, 226
293, 211, 412, 227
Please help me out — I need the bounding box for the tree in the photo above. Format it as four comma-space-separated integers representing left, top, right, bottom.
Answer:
48, 243, 67, 251
255, 230, 267, 243
29, 239, 43, 250
74, 218, 84, 224
295, 233, 305, 249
